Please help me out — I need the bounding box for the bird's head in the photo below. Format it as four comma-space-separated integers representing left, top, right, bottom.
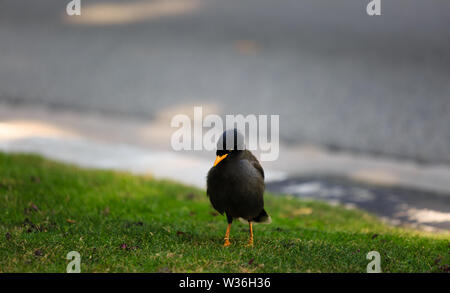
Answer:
213, 129, 245, 167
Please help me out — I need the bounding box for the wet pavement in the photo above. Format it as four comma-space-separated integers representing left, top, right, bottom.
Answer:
267, 177, 450, 231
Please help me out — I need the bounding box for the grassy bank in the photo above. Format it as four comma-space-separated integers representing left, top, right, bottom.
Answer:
0, 152, 448, 272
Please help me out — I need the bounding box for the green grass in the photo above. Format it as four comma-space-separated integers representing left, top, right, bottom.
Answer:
0, 152, 448, 273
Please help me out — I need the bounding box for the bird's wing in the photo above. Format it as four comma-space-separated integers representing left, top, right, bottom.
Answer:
244, 150, 265, 179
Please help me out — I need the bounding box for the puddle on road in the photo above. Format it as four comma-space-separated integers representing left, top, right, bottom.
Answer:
267, 178, 450, 231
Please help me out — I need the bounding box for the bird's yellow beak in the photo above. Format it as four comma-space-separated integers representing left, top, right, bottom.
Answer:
213, 154, 228, 167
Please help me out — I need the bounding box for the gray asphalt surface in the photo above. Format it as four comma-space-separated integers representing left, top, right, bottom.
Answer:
1, 0, 450, 163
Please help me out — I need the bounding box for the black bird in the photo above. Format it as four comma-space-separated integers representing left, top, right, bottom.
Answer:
207, 129, 271, 247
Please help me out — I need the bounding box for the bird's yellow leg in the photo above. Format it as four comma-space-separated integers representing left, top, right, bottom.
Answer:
247, 221, 254, 247
223, 223, 231, 247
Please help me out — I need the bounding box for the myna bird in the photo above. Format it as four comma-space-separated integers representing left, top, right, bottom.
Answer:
207, 129, 271, 247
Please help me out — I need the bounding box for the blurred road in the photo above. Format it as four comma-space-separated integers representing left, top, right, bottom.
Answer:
1, 0, 450, 164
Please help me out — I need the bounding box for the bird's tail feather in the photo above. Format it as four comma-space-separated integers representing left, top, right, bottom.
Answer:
253, 209, 271, 224
238, 209, 271, 224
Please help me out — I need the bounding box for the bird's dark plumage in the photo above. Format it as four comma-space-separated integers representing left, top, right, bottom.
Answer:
206, 129, 270, 246
207, 149, 268, 221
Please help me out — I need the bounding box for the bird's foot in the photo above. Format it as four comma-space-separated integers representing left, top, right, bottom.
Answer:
223, 239, 231, 247
246, 239, 254, 247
